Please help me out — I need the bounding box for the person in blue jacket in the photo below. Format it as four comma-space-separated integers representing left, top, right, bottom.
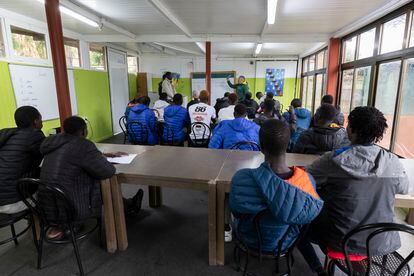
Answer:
282, 98, 312, 150
208, 104, 260, 150
163, 93, 190, 145
230, 119, 323, 254
127, 96, 158, 145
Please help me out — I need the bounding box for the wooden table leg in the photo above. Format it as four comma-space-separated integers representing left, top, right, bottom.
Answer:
110, 175, 128, 251
208, 182, 217, 266
216, 182, 225, 266
101, 179, 117, 253
407, 209, 414, 225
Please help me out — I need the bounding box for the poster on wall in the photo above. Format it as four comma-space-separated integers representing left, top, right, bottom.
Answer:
265, 68, 285, 96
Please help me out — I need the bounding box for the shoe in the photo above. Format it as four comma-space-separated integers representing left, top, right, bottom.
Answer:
224, 224, 232, 243
132, 189, 144, 213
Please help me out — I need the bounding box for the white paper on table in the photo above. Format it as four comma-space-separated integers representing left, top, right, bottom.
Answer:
106, 154, 137, 164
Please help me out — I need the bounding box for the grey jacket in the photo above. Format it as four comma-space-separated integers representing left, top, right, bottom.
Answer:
307, 145, 409, 255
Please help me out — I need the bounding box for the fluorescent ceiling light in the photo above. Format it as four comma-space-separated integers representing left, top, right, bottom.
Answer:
267, 0, 278, 25
255, 43, 263, 55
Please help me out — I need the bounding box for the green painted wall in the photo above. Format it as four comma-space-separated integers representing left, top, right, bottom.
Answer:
128, 73, 137, 100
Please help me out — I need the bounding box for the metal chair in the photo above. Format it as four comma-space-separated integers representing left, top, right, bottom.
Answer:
127, 121, 149, 145
233, 209, 308, 276
17, 178, 101, 276
189, 122, 211, 148
0, 210, 32, 246
119, 116, 128, 144
231, 141, 260, 151
161, 123, 182, 146
326, 223, 414, 276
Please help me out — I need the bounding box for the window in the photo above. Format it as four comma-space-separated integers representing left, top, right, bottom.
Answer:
64, 37, 80, 67
340, 69, 354, 115
314, 74, 324, 108
11, 25, 47, 59
316, 51, 325, 70
302, 58, 308, 73
127, 56, 138, 73
309, 55, 316, 72
89, 44, 105, 70
352, 67, 371, 109
380, 14, 406, 54
343, 36, 357, 63
358, 28, 376, 59
305, 76, 314, 111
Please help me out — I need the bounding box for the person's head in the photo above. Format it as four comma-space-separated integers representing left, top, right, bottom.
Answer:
199, 90, 209, 103
291, 98, 302, 108
165, 71, 172, 80
14, 106, 42, 130
256, 92, 263, 100
224, 92, 230, 98
238, 75, 246, 84
228, 93, 238, 105
263, 99, 275, 114
245, 92, 252, 100
266, 92, 274, 99
314, 103, 337, 127
347, 106, 388, 145
162, 73, 167, 80
139, 96, 151, 106
63, 116, 88, 138
259, 119, 291, 158
192, 90, 200, 100
321, 95, 334, 105
173, 93, 183, 105
233, 104, 247, 118
160, 92, 168, 101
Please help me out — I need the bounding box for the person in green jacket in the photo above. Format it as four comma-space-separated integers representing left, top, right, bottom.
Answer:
227, 75, 249, 101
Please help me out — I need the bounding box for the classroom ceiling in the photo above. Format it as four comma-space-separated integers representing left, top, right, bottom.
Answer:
0, 0, 406, 57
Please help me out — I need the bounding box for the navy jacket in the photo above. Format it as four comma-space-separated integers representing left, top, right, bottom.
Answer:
163, 105, 190, 143
127, 104, 158, 145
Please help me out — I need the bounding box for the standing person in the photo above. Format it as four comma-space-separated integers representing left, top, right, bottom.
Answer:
240, 92, 259, 119
298, 107, 409, 275
153, 92, 170, 120
188, 90, 216, 145
127, 96, 159, 145
163, 93, 190, 145
227, 75, 249, 101
0, 106, 45, 214
162, 71, 176, 100
312, 95, 344, 127
282, 98, 312, 150
187, 90, 200, 109
218, 93, 238, 122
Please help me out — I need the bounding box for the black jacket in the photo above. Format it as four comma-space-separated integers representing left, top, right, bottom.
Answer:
293, 125, 350, 155
39, 134, 115, 222
311, 106, 345, 127
0, 128, 45, 205
214, 97, 230, 116
240, 99, 259, 119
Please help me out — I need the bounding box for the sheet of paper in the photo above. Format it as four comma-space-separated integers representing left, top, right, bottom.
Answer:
107, 154, 137, 164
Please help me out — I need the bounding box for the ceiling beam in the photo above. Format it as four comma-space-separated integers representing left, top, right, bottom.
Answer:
153, 42, 203, 56
144, 43, 177, 55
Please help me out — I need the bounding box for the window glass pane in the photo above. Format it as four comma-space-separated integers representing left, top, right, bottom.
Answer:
324, 50, 328, 67
127, 56, 138, 73
314, 74, 324, 111
374, 60, 402, 149
302, 76, 308, 104
316, 51, 325, 69
380, 14, 406, 54
343, 36, 357, 63
358, 28, 375, 59
89, 44, 105, 70
410, 15, 414, 47
394, 59, 414, 157
309, 55, 315, 72
64, 38, 80, 67
351, 67, 371, 109
302, 58, 308, 73
305, 75, 314, 111
340, 69, 354, 116
11, 26, 47, 59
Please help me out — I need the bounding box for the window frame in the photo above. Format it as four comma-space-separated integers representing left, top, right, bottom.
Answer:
64, 37, 81, 68
88, 43, 106, 71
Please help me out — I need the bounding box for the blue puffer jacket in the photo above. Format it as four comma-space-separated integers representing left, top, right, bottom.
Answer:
127, 104, 158, 145
208, 118, 260, 150
163, 105, 190, 143
230, 163, 324, 252
283, 108, 312, 148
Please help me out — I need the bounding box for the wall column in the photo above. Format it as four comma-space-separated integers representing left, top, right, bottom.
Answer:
206, 41, 211, 105
44, 0, 72, 126
326, 38, 341, 103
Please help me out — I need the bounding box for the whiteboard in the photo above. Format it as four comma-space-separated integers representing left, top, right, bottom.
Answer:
9, 64, 78, 121
191, 72, 236, 105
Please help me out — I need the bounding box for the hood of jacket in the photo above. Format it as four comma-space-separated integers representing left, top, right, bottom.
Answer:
164, 105, 184, 118
295, 108, 311, 119
0, 128, 18, 149
130, 103, 149, 114
227, 117, 255, 132
40, 134, 80, 155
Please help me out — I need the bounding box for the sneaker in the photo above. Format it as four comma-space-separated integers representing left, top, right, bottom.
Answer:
224, 224, 232, 243
132, 189, 144, 213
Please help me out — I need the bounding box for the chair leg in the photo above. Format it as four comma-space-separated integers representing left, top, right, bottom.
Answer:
37, 228, 45, 269
29, 215, 39, 250
327, 259, 336, 276
69, 225, 84, 276
243, 251, 249, 276
10, 224, 18, 245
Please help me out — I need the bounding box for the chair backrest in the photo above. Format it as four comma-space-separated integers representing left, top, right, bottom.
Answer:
342, 223, 414, 276
231, 141, 260, 151
17, 178, 76, 226
119, 116, 128, 136
162, 123, 175, 145
127, 121, 149, 145
190, 122, 211, 147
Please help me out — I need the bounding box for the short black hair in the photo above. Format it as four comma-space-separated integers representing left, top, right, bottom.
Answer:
165, 71, 172, 77
139, 96, 151, 106
245, 92, 252, 100
63, 116, 87, 136
160, 92, 168, 100
291, 98, 302, 108
14, 106, 41, 128
348, 106, 388, 144
228, 93, 238, 105
263, 99, 275, 113
256, 92, 263, 99
260, 119, 290, 156
234, 104, 247, 117
314, 103, 337, 125
321, 95, 334, 105
173, 93, 183, 105
224, 92, 230, 98
266, 92, 274, 99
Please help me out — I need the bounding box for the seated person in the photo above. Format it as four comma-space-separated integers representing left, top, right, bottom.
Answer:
293, 103, 350, 154
153, 92, 169, 120
218, 93, 238, 121
230, 119, 323, 253
0, 106, 45, 214
39, 116, 143, 239
298, 106, 409, 275
209, 104, 260, 150
163, 93, 190, 145
255, 99, 297, 132
311, 95, 344, 127
240, 92, 259, 119
214, 92, 230, 116
127, 96, 158, 145
188, 90, 216, 145
282, 98, 312, 150
256, 91, 264, 103
125, 95, 141, 117
258, 92, 281, 114
187, 90, 200, 109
